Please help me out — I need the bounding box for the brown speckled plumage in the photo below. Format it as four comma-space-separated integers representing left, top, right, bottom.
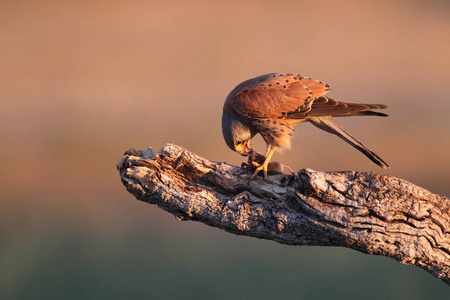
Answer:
222, 73, 389, 180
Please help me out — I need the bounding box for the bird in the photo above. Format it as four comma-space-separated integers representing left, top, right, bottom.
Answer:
221, 73, 389, 180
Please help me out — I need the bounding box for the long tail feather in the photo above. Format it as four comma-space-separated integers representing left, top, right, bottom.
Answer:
308, 116, 390, 169
309, 97, 388, 118
351, 111, 388, 117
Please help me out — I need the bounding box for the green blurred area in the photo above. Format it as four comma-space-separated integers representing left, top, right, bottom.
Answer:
1, 0, 450, 298
1, 217, 448, 300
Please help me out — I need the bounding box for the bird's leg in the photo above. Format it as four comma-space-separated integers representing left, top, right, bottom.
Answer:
250, 134, 272, 168
263, 140, 272, 158
250, 146, 277, 180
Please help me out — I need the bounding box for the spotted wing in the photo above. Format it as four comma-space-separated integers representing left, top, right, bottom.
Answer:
231, 73, 331, 119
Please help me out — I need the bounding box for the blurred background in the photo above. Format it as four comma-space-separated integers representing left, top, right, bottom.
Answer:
1, 0, 449, 299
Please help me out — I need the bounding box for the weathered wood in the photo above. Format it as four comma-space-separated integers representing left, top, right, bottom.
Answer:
117, 143, 450, 285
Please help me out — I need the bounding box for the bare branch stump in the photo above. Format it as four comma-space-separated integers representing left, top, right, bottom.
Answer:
117, 143, 450, 285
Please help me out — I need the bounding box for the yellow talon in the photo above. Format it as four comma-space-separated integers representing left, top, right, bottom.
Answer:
250, 163, 268, 180
250, 161, 261, 168
249, 147, 276, 180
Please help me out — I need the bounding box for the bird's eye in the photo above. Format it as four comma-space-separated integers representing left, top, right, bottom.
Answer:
236, 139, 242, 146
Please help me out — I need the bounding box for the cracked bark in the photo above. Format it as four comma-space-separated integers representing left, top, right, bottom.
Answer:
117, 143, 450, 285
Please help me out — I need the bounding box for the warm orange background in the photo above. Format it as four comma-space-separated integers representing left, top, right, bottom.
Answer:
1, 0, 449, 298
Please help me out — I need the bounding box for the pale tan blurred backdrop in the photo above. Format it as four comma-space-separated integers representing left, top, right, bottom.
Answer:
1, 0, 450, 299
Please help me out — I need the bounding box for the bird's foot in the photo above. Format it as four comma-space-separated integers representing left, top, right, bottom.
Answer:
241, 161, 261, 169
250, 163, 268, 180
250, 161, 261, 168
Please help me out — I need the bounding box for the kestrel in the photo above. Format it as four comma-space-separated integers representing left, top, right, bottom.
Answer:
221, 73, 389, 180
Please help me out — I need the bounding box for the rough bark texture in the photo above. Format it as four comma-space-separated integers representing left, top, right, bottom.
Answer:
117, 143, 450, 285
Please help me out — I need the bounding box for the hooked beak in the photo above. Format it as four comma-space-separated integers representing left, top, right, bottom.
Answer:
238, 141, 252, 156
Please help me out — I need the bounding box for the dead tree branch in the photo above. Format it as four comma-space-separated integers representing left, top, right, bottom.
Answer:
117, 144, 450, 285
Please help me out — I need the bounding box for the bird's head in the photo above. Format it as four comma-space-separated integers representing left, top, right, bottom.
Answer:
222, 111, 253, 156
